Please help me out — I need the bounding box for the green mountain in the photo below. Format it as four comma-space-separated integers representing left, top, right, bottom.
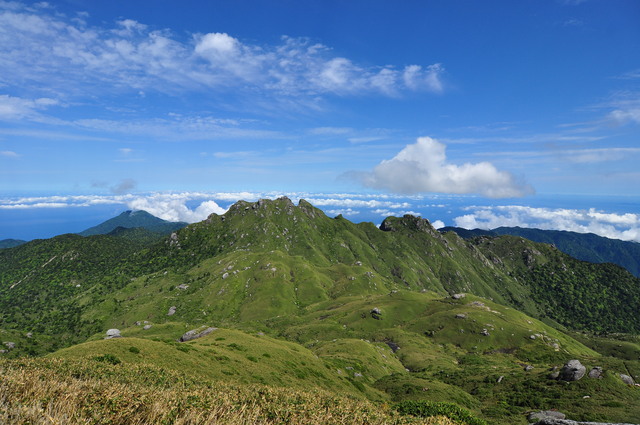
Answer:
78, 209, 187, 237
440, 226, 640, 278
0, 239, 26, 249
1, 197, 639, 424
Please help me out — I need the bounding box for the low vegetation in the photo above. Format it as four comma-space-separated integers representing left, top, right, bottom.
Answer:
0, 357, 452, 425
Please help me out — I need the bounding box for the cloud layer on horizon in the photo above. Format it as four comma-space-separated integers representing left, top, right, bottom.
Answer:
454, 205, 640, 242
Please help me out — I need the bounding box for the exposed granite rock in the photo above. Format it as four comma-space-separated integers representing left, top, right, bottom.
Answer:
534, 419, 639, 425
588, 367, 603, 379
528, 411, 566, 422
558, 359, 586, 381
620, 374, 636, 385
371, 307, 382, 320
105, 329, 121, 339
179, 326, 217, 342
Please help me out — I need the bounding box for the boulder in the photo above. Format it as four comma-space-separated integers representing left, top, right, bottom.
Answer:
4, 342, 15, 349
455, 313, 467, 319
179, 326, 217, 342
452, 293, 466, 300
143, 325, 152, 330
558, 360, 586, 381
167, 306, 176, 316
370, 308, 382, 320
588, 367, 603, 379
527, 410, 566, 422
105, 329, 121, 339
620, 374, 636, 385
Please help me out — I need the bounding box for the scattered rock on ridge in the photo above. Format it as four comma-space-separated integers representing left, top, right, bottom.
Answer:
588, 367, 603, 379
528, 411, 566, 422
179, 326, 217, 342
620, 374, 636, 385
558, 359, 586, 381
105, 329, 121, 339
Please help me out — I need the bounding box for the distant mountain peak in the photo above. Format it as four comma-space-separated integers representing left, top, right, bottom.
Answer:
79, 210, 187, 237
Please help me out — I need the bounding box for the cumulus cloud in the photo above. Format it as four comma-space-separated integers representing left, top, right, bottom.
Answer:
127, 195, 226, 223
0, 4, 446, 100
453, 205, 640, 242
354, 137, 533, 198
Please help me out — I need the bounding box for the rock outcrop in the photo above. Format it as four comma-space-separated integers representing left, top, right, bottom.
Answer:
179, 326, 217, 342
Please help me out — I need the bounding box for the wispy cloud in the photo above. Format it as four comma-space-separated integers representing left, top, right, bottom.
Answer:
0, 3, 446, 105
0, 150, 20, 158
0, 94, 58, 121
348, 137, 534, 198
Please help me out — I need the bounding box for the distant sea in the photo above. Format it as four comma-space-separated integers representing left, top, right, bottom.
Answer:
1, 192, 639, 243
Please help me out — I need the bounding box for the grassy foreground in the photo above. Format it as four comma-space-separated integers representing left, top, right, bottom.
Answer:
0, 358, 455, 425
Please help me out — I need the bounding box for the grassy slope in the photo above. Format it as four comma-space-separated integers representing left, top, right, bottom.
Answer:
2, 198, 640, 423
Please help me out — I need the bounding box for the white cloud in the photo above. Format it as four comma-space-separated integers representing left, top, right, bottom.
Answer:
355, 137, 533, 198
126, 195, 226, 223
0, 4, 446, 101
0, 94, 57, 120
562, 147, 640, 163
431, 219, 445, 229
608, 108, 640, 125
453, 205, 640, 243
0, 150, 20, 158
403, 64, 444, 93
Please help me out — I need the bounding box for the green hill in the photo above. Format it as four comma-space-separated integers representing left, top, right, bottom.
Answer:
1, 197, 640, 424
440, 226, 640, 278
78, 209, 187, 237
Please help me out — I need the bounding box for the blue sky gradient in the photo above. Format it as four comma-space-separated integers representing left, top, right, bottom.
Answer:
1, 0, 639, 240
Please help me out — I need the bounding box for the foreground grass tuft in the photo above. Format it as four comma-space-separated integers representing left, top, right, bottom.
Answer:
0, 358, 455, 425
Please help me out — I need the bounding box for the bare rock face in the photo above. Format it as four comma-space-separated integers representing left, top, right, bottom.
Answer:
179, 326, 217, 342
105, 329, 121, 339
558, 359, 586, 381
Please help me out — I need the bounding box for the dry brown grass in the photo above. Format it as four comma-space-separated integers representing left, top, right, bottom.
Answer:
0, 358, 456, 425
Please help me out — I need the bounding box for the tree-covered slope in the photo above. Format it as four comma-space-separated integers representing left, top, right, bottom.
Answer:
440, 226, 640, 278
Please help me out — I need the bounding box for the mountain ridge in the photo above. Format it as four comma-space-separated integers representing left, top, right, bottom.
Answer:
440, 226, 640, 277
1, 197, 639, 424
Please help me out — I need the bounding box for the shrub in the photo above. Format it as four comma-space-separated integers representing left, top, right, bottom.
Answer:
394, 400, 488, 425
92, 354, 121, 365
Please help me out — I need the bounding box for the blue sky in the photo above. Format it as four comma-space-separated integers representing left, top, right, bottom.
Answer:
1, 0, 640, 241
